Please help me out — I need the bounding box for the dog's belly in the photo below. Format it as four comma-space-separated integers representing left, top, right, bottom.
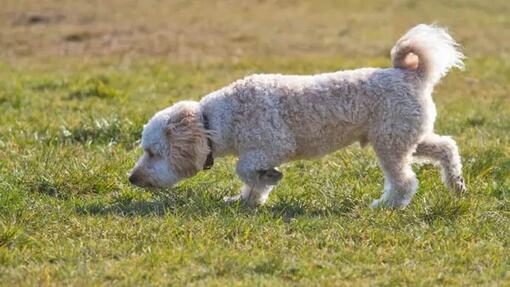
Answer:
290, 122, 366, 160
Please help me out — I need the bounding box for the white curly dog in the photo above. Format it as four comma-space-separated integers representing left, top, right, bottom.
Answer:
129, 24, 467, 208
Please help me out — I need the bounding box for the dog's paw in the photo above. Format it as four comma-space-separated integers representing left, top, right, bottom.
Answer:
258, 168, 283, 185
223, 194, 262, 208
370, 198, 383, 209
223, 194, 242, 204
450, 176, 467, 194
370, 197, 410, 209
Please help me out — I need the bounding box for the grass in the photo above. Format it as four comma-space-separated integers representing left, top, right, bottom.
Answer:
1, 0, 510, 286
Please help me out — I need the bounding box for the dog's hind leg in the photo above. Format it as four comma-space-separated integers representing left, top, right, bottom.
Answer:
413, 134, 466, 193
371, 145, 418, 209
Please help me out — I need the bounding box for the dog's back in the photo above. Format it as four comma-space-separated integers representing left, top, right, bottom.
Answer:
217, 66, 420, 160
212, 25, 464, 161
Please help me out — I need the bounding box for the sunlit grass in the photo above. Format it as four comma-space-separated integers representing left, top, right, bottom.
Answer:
0, 56, 508, 285
0, 0, 509, 285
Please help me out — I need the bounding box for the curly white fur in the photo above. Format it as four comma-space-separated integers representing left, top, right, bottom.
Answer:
129, 24, 466, 208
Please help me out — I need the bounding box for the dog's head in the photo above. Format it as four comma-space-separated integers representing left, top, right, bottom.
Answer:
129, 101, 210, 189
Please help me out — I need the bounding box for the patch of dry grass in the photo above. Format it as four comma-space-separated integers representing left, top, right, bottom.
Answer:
1, 0, 510, 63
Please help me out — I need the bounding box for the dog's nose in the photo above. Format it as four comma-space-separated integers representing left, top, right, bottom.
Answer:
128, 173, 138, 184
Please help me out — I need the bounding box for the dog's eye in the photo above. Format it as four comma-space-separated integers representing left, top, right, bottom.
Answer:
146, 149, 155, 158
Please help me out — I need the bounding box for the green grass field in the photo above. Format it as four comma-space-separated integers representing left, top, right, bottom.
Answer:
1, 1, 509, 285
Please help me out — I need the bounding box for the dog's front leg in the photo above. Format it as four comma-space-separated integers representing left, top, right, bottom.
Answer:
224, 151, 283, 207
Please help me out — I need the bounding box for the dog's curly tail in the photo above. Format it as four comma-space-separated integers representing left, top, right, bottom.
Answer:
391, 24, 464, 85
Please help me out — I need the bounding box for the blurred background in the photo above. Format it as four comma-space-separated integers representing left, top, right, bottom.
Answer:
1, 0, 509, 64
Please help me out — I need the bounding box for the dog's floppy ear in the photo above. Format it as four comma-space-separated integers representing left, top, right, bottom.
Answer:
164, 104, 209, 178
165, 108, 198, 137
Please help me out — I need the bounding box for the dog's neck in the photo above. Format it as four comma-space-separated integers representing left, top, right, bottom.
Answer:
201, 113, 214, 170
199, 90, 237, 159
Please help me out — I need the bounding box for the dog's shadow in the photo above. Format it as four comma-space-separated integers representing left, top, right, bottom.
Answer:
268, 197, 359, 222
76, 198, 178, 217
75, 189, 468, 225
75, 188, 359, 220
75, 188, 210, 217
